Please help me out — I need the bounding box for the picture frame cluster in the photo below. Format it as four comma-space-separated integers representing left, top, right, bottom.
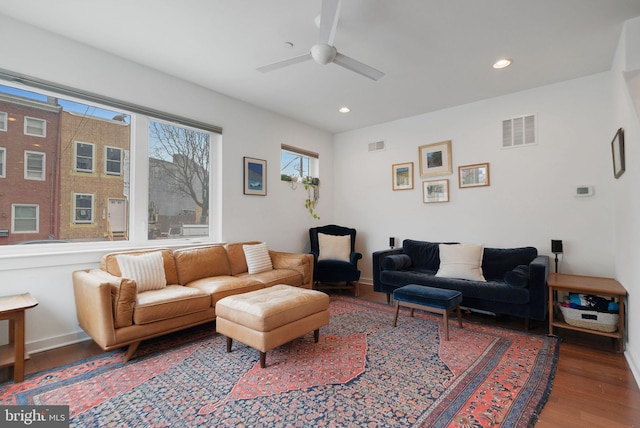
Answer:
391, 139, 490, 203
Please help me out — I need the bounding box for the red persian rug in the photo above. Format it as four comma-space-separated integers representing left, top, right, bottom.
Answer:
0, 296, 558, 427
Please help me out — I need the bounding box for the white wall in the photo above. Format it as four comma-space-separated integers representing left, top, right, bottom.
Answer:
334, 72, 616, 282
0, 15, 333, 352
612, 17, 640, 386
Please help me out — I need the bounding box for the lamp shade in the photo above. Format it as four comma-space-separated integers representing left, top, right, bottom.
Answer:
389, 237, 395, 247
551, 240, 563, 254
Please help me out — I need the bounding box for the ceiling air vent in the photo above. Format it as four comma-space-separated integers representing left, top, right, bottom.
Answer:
368, 141, 385, 152
502, 114, 536, 148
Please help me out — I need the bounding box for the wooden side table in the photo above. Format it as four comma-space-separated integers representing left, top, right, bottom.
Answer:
548, 273, 626, 352
0, 293, 38, 382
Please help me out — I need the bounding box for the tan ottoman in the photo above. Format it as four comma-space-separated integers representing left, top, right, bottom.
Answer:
215, 284, 330, 368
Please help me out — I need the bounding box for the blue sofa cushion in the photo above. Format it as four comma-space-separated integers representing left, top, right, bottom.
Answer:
402, 239, 458, 271
481, 247, 538, 280
503, 265, 530, 288
393, 284, 462, 309
381, 254, 412, 271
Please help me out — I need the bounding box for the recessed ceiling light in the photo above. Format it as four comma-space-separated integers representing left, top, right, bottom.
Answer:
338, 106, 351, 113
493, 59, 512, 69
284, 41, 294, 49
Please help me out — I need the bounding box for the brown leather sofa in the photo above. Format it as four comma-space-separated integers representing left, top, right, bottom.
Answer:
72, 242, 313, 361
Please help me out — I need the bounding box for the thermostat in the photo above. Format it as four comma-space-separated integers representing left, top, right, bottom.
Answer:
575, 185, 594, 197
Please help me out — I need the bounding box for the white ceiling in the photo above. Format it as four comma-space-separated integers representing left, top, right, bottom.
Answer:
2, 0, 640, 133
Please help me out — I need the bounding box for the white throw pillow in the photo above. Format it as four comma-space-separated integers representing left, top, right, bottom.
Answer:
435, 244, 486, 282
243, 242, 273, 274
116, 251, 167, 292
317, 233, 351, 262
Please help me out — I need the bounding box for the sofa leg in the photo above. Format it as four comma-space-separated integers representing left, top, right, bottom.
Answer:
386, 293, 391, 305
524, 318, 530, 331
124, 341, 141, 362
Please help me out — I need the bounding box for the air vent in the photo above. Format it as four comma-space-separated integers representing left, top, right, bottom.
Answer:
502, 115, 536, 148
368, 141, 385, 152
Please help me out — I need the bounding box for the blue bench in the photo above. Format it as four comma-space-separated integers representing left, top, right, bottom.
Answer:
392, 284, 463, 340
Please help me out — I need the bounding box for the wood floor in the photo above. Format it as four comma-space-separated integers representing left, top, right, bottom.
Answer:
3, 284, 639, 427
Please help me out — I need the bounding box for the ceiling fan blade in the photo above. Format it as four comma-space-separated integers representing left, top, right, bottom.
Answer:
257, 53, 312, 73
333, 52, 385, 81
318, 0, 341, 46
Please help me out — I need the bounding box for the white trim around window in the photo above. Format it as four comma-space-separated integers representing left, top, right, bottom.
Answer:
12, 204, 39, 233
104, 146, 123, 176
24, 116, 46, 137
74, 141, 95, 173
24, 150, 46, 180
0, 147, 5, 178
73, 193, 94, 224
0, 111, 7, 132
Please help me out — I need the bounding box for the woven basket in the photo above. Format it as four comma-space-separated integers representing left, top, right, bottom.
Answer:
558, 304, 618, 333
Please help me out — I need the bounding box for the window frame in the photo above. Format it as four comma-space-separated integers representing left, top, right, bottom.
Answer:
73, 193, 94, 224
280, 144, 319, 182
104, 145, 123, 176
24, 115, 46, 137
0, 147, 5, 178
0, 111, 7, 131
24, 150, 46, 180
74, 141, 95, 173
12, 203, 39, 233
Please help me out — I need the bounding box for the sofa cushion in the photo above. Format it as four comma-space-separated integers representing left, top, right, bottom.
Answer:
186, 276, 264, 308
317, 233, 350, 262
243, 242, 274, 274
174, 245, 231, 284
504, 265, 530, 288
482, 247, 538, 280
381, 254, 412, 271
402, 239, 458, 270
134, 285, 211, 325
235, 268, 304, 288
116, 251, 167, 292
436, 244, 486, 281
102, 248, 178, 285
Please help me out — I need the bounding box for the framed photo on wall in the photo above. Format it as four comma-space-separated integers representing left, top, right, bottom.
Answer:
419, 140, 452, 177
458, 163, 490, 188
243, 157, 267, 196
611, 127, 625, 179
422, 179, 449, 203
392, 162, 414, 190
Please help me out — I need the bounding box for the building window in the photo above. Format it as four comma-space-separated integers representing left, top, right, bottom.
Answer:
280, 144, 319, 181
73, 193, 94, 224
24, 116, 46, 137
24, 151, 45, 180
0, 112, 7, 131
12, 204, 39, 233
105, 146, 122, 176
75, 141, 95, 173
0, 147, 5, 178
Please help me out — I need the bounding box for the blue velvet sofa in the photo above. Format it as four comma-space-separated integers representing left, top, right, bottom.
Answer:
372, 239, 550, 328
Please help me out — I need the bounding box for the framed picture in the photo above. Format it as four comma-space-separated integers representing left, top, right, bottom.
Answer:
419, 140, 452, 177
392, 162, 414, 190
458, 163, 490, 188
243, 157, 267, 196
422, 179, 449, 203
611, 127, 625, 179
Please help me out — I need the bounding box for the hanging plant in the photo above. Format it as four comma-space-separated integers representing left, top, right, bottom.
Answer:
302, 176, 320, 219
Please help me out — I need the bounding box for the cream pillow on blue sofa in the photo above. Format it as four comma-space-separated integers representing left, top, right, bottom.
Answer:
435, 244, 486, 281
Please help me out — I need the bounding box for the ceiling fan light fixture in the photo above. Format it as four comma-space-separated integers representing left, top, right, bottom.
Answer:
493, 58, 512, 69
338, 106, 351, 113
311, 44, 337, 65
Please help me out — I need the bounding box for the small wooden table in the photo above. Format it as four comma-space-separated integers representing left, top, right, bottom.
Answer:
548, 273, 626, 352
0, 293, 38, 382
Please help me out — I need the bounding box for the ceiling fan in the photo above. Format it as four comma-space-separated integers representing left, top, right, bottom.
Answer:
257, 0, 385, 81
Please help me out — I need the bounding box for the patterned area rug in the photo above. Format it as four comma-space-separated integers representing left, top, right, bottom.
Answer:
0, 296, 559, 427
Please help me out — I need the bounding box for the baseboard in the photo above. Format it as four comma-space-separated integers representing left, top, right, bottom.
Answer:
625, 344, 640, 388
26, 330, 91, 355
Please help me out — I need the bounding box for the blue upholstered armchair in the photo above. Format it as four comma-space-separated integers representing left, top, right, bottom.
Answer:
309, 224, 363, 296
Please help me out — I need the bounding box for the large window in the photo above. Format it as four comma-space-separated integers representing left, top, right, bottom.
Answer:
0, 77, 220, 247
24, 151, 45, 180
12, 204, 39, 233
